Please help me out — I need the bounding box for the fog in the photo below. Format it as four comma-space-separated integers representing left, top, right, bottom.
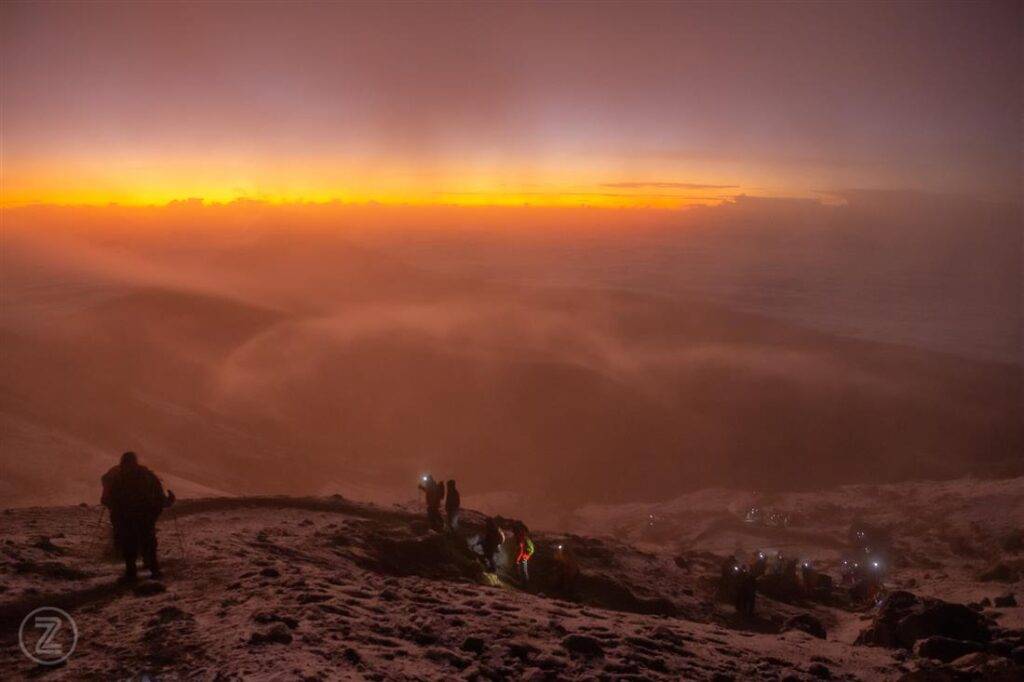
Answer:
1, 196, 1020, 522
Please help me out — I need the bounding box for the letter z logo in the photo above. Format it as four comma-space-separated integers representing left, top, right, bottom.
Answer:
33, 616, 63, 658
19, 607, 78, 665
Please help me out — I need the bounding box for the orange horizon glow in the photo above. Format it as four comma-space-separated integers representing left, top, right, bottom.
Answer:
0, 171, 757, 210
1, 153, 764, 209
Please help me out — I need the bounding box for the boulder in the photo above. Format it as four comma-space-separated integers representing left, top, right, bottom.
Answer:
562, 634, 604, 657
993, 594, 1017, 608
855, 591, 991, 649
913, 636, 984, 662
807, 662, 831, 679
249, 623, 293, 645
783, 613, 827, 640
459, 636, 484, 655
898, 602, 991, 646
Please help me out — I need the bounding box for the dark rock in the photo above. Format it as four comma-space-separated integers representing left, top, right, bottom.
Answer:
783, 613, 827, 640
562, 634, 605, 657
259, 567, 281, 578
412, 630, 438, 646
978, 563, 1021, 583
986, 639, 1015, 657
807, 662, 831, 679
425, 648, 470, 670
506, 640, 540, 660
652, 625, 685, 645
855, 592, 990, 649
297, 593, 331, 604
980, 597, 992, 607
343, 647, 362, 665
993, 594, 1017, 608
914, 636, 984, 662
148, 606, 188, 626
1011, 646, 1024, 665
249, 623, 293, 645
253, 612, 299, 629
32, 536, 66, 555
461, 637, 485, 654
132, 581, 167, 597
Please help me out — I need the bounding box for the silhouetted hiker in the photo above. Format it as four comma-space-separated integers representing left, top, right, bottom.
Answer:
101, 451, 175, 581
444, 479, 461, 533
480, 516, 504, 572
418, 474, 445, 532
513, 521, 534, 584
771, 551, 787, 576
751, 550, 767, 578
800, 560, 819, 594
718, 555, 739, 601
734, 566, 756, 617
553, 542, 580, 593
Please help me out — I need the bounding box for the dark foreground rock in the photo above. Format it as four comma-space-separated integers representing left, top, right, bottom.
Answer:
784, 613, 827, 640
855, 591, 991, 649
562, 634, 604, 657
913, 636, 985, 662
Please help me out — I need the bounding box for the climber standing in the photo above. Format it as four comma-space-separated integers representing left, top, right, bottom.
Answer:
101, 451, 175, 581
418, 474, 445, 532
513, 521, 534, 585
444, 479, 461, 534
479, 516, 505, 572
553, 542, 581, 593
734, 565, 757, 617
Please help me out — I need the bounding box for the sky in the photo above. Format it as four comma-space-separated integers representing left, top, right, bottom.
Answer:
2, 0, 1021, 208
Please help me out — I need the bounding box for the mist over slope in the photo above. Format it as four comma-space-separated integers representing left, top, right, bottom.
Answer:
1, 201, 1020, 515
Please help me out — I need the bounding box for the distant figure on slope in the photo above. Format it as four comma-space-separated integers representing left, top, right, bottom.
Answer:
444, 479, 461, 533
718, 554, 740, 601
480, 516, 505, 572
418, 474, 445, 532
513, 521, 535, 585
734, 565, 757, 617
101, 451, 175, 581
751, 551, 768, 578
553, 542, 581, 594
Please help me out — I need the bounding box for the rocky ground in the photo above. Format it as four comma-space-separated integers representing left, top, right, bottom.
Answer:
1, 477, 1022, 680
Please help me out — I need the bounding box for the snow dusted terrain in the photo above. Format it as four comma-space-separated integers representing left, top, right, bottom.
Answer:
1, 477, 1022, 680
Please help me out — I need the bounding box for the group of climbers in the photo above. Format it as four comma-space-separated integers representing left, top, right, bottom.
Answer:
417, 474, 461, 533
95, 454, 555, 591
720, 524, 895, 618
417, 474, 543, 588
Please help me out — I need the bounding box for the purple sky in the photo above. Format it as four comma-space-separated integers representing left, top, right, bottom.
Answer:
2, 1, 1020, 205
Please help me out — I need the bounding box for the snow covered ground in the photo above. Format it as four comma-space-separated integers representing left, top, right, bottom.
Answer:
1, 477, 1022, 679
